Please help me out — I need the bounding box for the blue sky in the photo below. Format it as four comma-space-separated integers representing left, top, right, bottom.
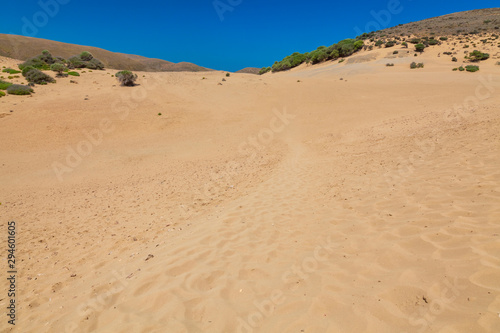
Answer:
0, 0, 496, 71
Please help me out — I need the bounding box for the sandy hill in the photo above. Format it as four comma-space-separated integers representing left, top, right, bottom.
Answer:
0, 34, 213, 72
1, 9, 500, 333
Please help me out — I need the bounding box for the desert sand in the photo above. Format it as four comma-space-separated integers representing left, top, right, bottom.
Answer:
1, 36, 500, 333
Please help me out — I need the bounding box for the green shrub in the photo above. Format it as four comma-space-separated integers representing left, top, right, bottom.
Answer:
116, 70, 137, 86
409, 38, 421, 44
7, 84, 33, 95
21, 66, 35, 77
415, 44, 426, 52
2, 68, 21, 74
259, 67, 271, 75
452, 57, 457, 62
375, 40, 384, 47
25, 69, 56, 85
440, 37, 448, 41
386, 63, 394, 67
428, 39, 439, 45
467, 50, 489, 61
452, 68, 458, 71
226, 72, 230, 77
68, 56, 86, 68
50, 63, 66, 76
86, 58, 105, 70
67, 71, 80, 76
393, 50, 399, 54
465, 65, 479, 72
80, 51, 93, 61
0, 80, 14, 90
458, 66, 465, 71
401, 42, 408, 48
385, 40, 396, 48
0, 91, 5, 97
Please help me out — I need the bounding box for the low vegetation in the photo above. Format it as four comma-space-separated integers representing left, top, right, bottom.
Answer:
466, 50, 490, 61
415, 44, 426, 52
2, 68, 21, 74
465, 65, 480, 72
270, 39, 363, 72
7, 84, 33, 95
0, 80, 14, 90
22, 67, 56, 85
50, 63, 66, 77
259, 67, 271, 75
19, 50, 105, 72
410, 62, 424, 69
116, 70, 137, 86
67, 71, 80, 76
0, 91, 5, 97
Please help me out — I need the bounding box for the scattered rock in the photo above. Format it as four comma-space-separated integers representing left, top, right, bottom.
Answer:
70, 80, 78, 84
145, 254, 154, 261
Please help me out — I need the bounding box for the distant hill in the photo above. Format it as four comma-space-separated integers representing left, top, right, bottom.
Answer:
0, 34, 213, 72
235, 67, 261, 75
368, 8, 500, 38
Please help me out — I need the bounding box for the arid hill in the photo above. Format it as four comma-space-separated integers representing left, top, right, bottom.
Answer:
235, 67, 261, 74
0, 34, 213, 72
372, 7, 500, 37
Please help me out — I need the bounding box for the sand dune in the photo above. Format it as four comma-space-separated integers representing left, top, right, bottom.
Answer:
1, 36, 500, 333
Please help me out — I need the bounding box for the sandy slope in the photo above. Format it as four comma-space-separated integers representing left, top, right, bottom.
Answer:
1, 37, 500, 333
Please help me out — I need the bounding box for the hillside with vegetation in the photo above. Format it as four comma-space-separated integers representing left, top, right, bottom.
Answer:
260, 7, 499, 74
0, 34, 213, 72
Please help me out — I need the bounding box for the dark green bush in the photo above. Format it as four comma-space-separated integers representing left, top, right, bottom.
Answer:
7, 84, 33, 95
410, 62, 424, 69
465, 65, 479, 72
415, 44, 426, 52
0, 80, 13, 90
2, 68, 21, 74
393, 50, 399, 54
226, 72, 230, 77
458, 66, 465, 71
409, 38, 421, 44
68, 56, 86, 69
116, 70, 137, 86
375, 40, 384, 47
452, 57, 457, 62
467, 50, 489, 61
25, 69, 56, 85
440, 37, 448, 41
259, 67, 271, 75
385, 40, 396, 48
428, 39, 439, 45
67, 71, 80, 76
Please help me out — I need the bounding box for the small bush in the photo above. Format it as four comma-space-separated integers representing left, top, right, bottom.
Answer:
25, 69, 56, 85
0, 80, 14, 90
67, 71, 80, 76
339, 59, 345, 63
452, 68, 458, 71
50, 63, 66, 76
452, 57, 457, 62
226, 72, 230, 77
116, 70, 137, 86
393, 50, 399, 54
458, 66, 465, 71
0, 90, 5, 97
415, 44, 426, 52
401, 42, 408, 48
2, 68, 21, 74
410, 62, 424, 69
440, 37, 448, 41
385, 40, 396, 48
428, 39, 439, 46
7, 84, 33, 95
409, 38, 421, 44
386, 63, 394, 67
465, 65, 479, 72
86, 58, 105, 70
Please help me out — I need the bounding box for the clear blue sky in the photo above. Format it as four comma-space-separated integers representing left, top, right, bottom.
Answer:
0, 0, 496, 71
